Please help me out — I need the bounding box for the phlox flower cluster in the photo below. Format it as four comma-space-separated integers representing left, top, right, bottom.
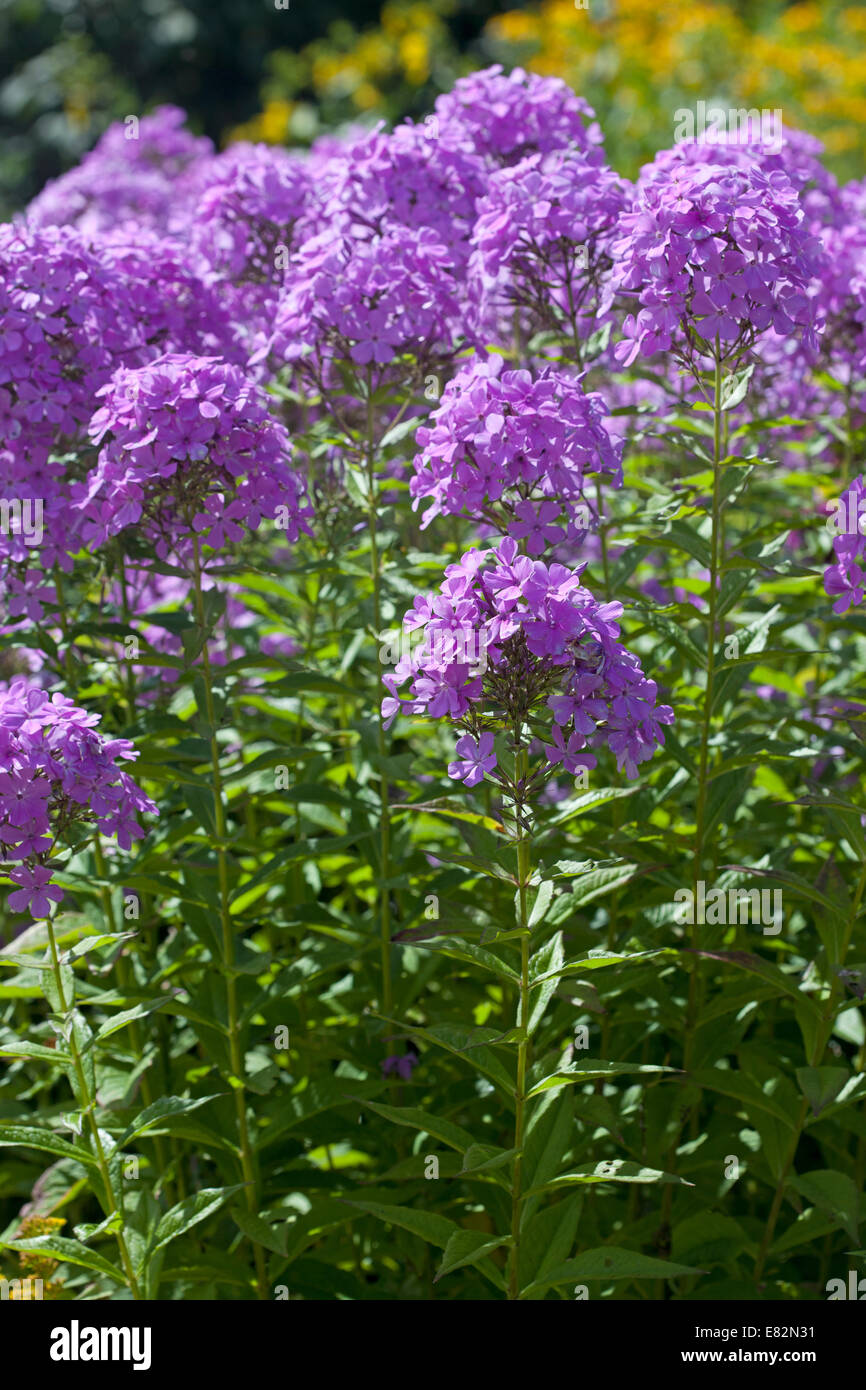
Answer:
320, 121, 485, 277
0, 680, 156, 917
431, 65, 604, 168
382, 538, 673, 785
74, 354, 311, 560
611, 161, 824, 367
191, 143, 312, 284
26, 106, 213, 236
469, 146, 629, 347
262, 224, 463, 380
411, 358, 622, 552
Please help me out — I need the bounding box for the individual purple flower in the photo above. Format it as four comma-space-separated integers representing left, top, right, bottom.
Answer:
382, 1052, 419, 1081
0, 679, 156, 918
7, 864, 64, 919
432, 65, 603, 169
411, 356, 622, 552
383, 537, 673, 786
73, 355, 311, 561
610, 161, 824, 370
543, 724, 597, 776
448, 731, 497, 787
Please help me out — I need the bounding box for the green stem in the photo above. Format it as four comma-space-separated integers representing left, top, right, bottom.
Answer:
364, 381, 393, 1018
190, 537, 267, 1300
44, 908, 141, 1298
508, 742, 531, 1301
659, 343, 725, 1245
93, 838, 174, 1203
687, 343, 725, 1061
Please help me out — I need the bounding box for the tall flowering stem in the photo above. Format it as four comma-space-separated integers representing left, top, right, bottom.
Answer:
43, 905, 142, 1298
659, 344, 729, 1248
688, 342, 726, 1059
365, 380, 393, 1019
0, 680, 155, 1297
190, 536, 267, 1299
508, 738, 532, 1302
93, 835, 173, 1201
384, 541, 673, 1299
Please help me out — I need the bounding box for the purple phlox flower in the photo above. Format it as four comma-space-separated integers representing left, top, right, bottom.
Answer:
0, 680, 157, 918
412, 357, 621, 555
385, 539, 673, 786
382, 1052, 419, 1080
448, 731, 497, 787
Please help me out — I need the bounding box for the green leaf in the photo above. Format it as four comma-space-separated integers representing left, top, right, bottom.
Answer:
533, 947, 677, 984
687, 949, 822, 1018
95, 999, 169, 1042
796, 1067, 850, 1118
343, 1199, 458, 1249
521, 1247, 702, 1297
434, 1230, 508, 1282
527, 932, 564, 1036
412, 937, 519, 984
0, 1039, 72, 1065
528, 1061, 673, 1097
114, 1095, 223, 1150
459, 1144, 518, 1177
519, 1195, 581, 1294
1, 1235, 125, 1284
231, 1206, 289, 1257
375, 1017, 514, 1096
147, 1186, 244, 1261
0, 1123, 95, 1167
568, 864, 640, 909
354, 1098, 476, 1153
526, 1160, 693, 1195
527, 880, 554, 930
184, 783, 218, 837
691, 1068, 796, 1129
720, 364, 755, 411
672, 1213, 749, 1267
788, 1171, 860, 1243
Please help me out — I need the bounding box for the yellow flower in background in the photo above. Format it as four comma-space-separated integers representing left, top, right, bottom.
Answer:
400, 32, 431, 85
229, 0, 865, 183
354, 81, 384, 111
228, 97, 294, 146
260, 99, 293, 144
484, 0, 865, 181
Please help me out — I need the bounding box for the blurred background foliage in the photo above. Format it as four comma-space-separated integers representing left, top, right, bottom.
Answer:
2, 0, 865, 218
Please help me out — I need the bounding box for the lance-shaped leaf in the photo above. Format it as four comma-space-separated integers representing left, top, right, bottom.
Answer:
520, 1247, 702, 1297
434, 1230, 509, 1282
525, 1160, 693, 1197
528, 1061, 674, 1098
